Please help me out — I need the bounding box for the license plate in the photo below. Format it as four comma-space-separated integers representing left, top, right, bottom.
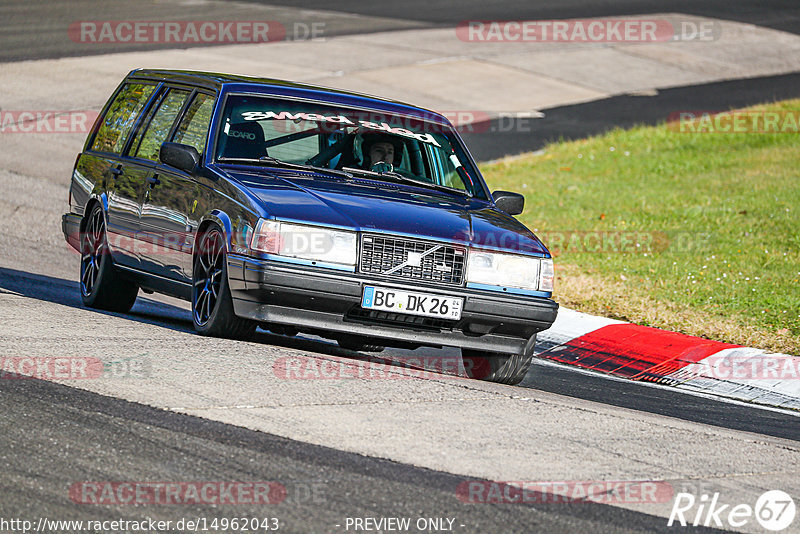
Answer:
361, 286, 463, 320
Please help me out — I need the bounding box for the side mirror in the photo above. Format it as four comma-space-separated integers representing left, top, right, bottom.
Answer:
160, 142, 200, 173
492, 190, 525, 215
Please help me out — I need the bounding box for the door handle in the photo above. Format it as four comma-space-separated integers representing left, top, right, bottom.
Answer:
147, 174, 161, 187
110, 165, 123, 178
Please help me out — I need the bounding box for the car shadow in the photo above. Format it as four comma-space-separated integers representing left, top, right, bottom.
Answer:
0, 266, 465, 378
0, 266, 194, 331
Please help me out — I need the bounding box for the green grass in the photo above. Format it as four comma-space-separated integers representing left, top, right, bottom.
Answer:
481, 99, 800, 344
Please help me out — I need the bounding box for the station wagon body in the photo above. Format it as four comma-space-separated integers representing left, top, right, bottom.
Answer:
62, 69, 558, 384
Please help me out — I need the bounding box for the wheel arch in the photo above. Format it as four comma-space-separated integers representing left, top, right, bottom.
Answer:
79, 194, 109, 232
194, 210, 233, 256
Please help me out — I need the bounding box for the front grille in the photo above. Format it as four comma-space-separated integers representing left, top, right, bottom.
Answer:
346, 307, 456, 331
359, 234, 466, 285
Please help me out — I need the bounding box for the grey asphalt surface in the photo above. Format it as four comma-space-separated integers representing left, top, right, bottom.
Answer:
462, 72, 800, 160
0, 0, 428, 63
1, 369, 728, 534
0, 266, 795, 532
3, 267, 799, 444
249, 0, 800, 34
5, 0, 799, 63
2, 2, 800, 533
5, 0, 800, 161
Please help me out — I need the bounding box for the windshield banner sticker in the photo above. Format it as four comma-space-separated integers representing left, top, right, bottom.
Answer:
240, 111, 441, 146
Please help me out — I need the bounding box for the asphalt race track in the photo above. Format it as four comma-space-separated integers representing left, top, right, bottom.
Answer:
5, 372, 700, 534
0, 268, 791, 533
462, 72, 800, 160
4, 0, 800, 160
4, 0, 800, 62
3, 268, 799, 442
1, 2, 799, 533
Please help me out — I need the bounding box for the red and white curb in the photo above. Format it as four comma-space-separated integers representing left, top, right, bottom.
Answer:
536, 308, 800, 411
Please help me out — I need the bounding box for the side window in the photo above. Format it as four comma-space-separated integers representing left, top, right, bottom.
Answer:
172, 93, 215, 155
91, 83, 155, 154
424, 144, 459, 188
133, 88, 191, 162
128, 90, 164, 158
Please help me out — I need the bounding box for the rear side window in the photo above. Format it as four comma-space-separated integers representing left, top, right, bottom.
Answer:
133, 88, 191, 162
91, 83, 155, 154
173, 93, 215, 155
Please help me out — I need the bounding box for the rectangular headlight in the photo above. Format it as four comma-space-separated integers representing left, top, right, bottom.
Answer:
250, 219, 357, 267
467, 250, 554, 292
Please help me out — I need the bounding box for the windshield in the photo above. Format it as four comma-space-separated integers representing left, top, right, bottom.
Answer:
215, 95, 486, 198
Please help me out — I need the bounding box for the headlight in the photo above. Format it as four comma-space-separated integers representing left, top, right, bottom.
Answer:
250, 219, 357, 267
466, 250, 554, 292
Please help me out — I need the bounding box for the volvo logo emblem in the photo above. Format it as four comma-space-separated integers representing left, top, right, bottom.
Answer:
384, 245, 442, 275
406, 252, 423, 267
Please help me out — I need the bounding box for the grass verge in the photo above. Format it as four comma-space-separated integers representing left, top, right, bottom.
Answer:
481, 99, 800, 354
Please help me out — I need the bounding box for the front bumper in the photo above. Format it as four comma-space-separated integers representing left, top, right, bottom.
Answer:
62, 212, 82, 252
228, 254, 558, 355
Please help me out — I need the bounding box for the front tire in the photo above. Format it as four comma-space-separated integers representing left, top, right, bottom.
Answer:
192, 226, 255, 339
79, 205, 138, 313
461, 335, 536, 385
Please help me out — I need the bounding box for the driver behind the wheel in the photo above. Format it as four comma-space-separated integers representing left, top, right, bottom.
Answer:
360, 133, 403, 171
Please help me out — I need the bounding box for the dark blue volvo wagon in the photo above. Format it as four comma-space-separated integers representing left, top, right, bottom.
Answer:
63, 69, 557, 384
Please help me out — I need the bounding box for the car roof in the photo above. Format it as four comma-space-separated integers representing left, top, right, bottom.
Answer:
127, 69, 453, 126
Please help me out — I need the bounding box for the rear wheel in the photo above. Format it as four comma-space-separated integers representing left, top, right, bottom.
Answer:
461, 335, 536, 385
79, 205, 138, 313
192, 226, 256, 339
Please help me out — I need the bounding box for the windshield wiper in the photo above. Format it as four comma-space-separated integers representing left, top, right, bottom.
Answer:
217, 157, 353, 178
342, 167, 471, 197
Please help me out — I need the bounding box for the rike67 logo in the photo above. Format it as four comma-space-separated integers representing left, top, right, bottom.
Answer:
669, 490, 796, 531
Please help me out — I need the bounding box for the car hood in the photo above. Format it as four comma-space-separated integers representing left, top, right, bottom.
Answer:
223, 168, 549, 255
